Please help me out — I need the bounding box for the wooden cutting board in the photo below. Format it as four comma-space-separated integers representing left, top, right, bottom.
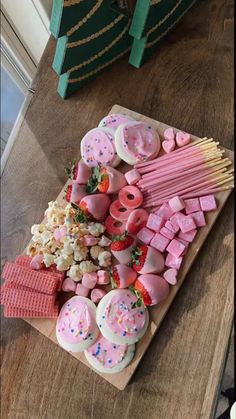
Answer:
24, 104, 234, 390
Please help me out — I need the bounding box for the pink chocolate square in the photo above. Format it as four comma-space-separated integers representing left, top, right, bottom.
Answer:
150, 233, 170, 253
165, 220, 179, 234
147, 213, 165, 233
155, 203, 175, 220
165, 253, 183, 270
137, 227, 155, 244
177, 238, 189, 255
191, 211, 206, 227
169, 196, 185, 212
200, 195, 217, 211
177, 213, 197, 233
166, 239, 186, 258
184, 198, 200, 214
169, 213, 181, 231
178, 229, 197, 243
160, 226, 175, 240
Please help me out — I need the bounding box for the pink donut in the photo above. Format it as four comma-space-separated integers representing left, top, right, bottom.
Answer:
105, 215, 126, 236
119, 186, 143, 209
126, 208, 149, 234
109, 200, 133, 221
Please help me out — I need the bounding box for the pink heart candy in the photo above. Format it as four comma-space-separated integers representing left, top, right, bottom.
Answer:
163, 268, 178, 285
163, 127, 175, 141
176, 131, 191, 147
162, 139, 175, 154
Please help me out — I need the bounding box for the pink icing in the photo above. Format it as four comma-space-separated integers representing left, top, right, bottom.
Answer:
87, 334, 128, 368
100, 114, 133, 129
119, 122, 159, 162
81, 128, 117, 167
57, 297, 96, 344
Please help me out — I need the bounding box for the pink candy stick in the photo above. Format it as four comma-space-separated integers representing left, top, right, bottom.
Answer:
181, 186, 233, 199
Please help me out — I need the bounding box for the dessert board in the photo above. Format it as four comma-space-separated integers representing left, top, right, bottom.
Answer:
24, 105, 234, 390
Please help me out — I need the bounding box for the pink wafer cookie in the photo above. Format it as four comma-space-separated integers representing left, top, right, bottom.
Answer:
15, 256, 65, 288
4, 304, 59, 318
1, 287, 56, 312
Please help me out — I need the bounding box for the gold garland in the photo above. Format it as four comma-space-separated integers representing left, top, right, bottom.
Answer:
147, 0, 184, 37
150, 0, 162, 5
67, 0, 103, 36
64, 0, 86, 6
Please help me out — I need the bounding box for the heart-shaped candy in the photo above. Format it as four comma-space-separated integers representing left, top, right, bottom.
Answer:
176, 131, 191, 147
162, 139, 175, 153
163, 268, 178, 285
163, 127, 175, 141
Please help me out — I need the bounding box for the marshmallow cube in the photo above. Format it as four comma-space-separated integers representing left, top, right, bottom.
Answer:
184, 198, 200, 214
160, 226, 175, 240
165, 220, 179, 234
177, 213, 197, 233
155, 203, 175, 220
167, 239, 186, 258
83, 235, 99, 246
62, 277, 76, 292
177, 238, 189, 255
200, 195, 217, 211
75, 283, 90, 297
169, 213, 181, 232
147, 213, 165, 233
150, 233, 170, 253
137, 227, 155, 244
82, 272, 97, 289
169, 196, 185, 212
165, 253, 183, 270
90, 288, 106, 304
125, 169, 141, 185
178, 229, 197, 243
97, 270, 110, 285
191, 211, 206, 227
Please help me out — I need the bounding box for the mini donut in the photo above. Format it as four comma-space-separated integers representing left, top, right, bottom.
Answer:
98, 113, 135, 130
109, 200, 133, 221
105, 215, 126, 236
119, 186, 143, 209
126, 208, 149, 234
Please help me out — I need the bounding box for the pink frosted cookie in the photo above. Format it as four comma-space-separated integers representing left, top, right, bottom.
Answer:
56, 296, 99, 352
98, 113, 135, 130
84, 333, 135, 373
81, 127, 120, 168
115, 121, 160, 165
96, 289, 149, 344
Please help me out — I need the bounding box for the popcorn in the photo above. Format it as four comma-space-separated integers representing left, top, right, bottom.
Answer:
31, 224, 46, 235
41, 230, 53, 246
26, 243, 39, 257
43, 253, 56, 267
68, 264, 83, 282
74, 245, 89, 262
98, 235, 112, 247
61, 240, 74, 256
54, 255, 74, 271
98, 251, 112, 267
88, 223, 106, 237
78, 223, 90, 235
79, 261, 98, 274
90, 245, 103, 259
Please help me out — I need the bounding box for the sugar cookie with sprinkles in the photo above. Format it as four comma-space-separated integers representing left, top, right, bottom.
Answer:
84, 333, 135, 374
56, 296, 99, 352
96, 289, 149, 345
81, 127, 120, 168
98, 113, 135, 131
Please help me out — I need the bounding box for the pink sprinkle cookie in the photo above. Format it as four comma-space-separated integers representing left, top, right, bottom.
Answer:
162, 139, 175, 154
82, 272, 97, 289
125, 169, 141, 185
56, 296, 99, 352
147, 213, 165, 233
169, 196, 185, 212
83, 235, 99, 246
178, 229, 197, 243
109, 200, 132, 221
119, 185, 143, 209
176, 131, 191, 147
126, 208, 149, 234
165, 220, 179, 234
115, 121, 160, 165
105, 215, 126, 236
163, 268, 178, 285
166, 239, 186, 258
98, 113, 134, 130
177, 213, 197, 233
191, 211, 206, 227
150, 233, 170, 253
155, 203, 174, 220
62, 277, 76, 292
137, 227, 155, 245
199, 195, 217, 211
97, 270, 110, 285
160, 227, 175, 240
165, 253, 183, 270
80, 127, 120, 168
184, 198, 201, 214
75, 283, 90, 297
163, 127, 175, 141
90, 288, 106, 304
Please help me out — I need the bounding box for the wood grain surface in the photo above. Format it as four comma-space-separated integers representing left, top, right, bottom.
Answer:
1, 0, 234, 417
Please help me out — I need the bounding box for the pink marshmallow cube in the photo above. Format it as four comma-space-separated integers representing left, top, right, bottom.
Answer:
169, 196, 185, 212
160, 226, 175, 240
200, 195, 217, 211
165, 220, 179, 234
184, 198, 200, 214
191, 211, 206, 227
75, 283, 90, 297
147, 213, 165, 233
163, 268, 178, 285
165, 253, 183, 270
125, 169, 141, 185
97, 270, 110, 285
167, 238, 186, 258
150, 233, 170, 253
82, 272, 97, 289
90, 288, 106, 304
155, 203, 175, 220
62, 277, 76, 292
178, 229, 197, 243
83, 235, 99, 246
177, 238, 189, 255
137, 227, 155, 244
177, 213, 197, 233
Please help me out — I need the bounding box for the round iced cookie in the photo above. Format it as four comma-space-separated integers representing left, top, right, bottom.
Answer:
115, 121, 160, 165
98, 113, 135, 131
56, 296, 99, 352
96, 289, 149, 345
81, 127, 120, 168
84, 333, 135, 374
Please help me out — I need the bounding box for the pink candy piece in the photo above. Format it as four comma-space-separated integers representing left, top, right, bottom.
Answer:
83, 235, 99, 246
75, 283, 90, 297
191, 211, 206, 227
166, 239, 186, 258
162, 139, 175, 154
82, 272, 97, 289
163, 268, 178, 285
177, 213, 197, 233
62, 277, 76, 292
178, 229, 197, 243
169, 196, 185, 212
169, 213, 180, 232
199, 195, 217, 211
97, 270, 110, 285
155, 203, 174, 220
165, 220, 179, 234
159, 227, 175, 240
184, 198, 201, 214
165, 253, 183, 270
119, 185, 143, 209
125, 169, 141, 185
150, 233, 170, 253
176, 131, 191, 147
177, 238, 189, 255
147, 213, 165, 233
54, 226, 67, 242
90, 288, 106, 304
109, 200, 132, 221
137, 227, 155, 245
30, 254, 44, 270
163, 127, 175, 141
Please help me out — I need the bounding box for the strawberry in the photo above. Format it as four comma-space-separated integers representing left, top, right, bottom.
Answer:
65, 161, 91, 184
71, 202, 90, 223
110, 233, 134, 252
133, 279, 152, 306
65, 183, 86, 204
110, 264, 137, 289
130, 245, 148, 273
130, 245, 165, 275
66, 185, 72, 202
65, 161, 78, 180
133, 274, 170, 306
86, 166, 126, 194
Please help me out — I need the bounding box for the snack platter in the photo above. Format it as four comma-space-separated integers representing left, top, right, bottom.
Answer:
1, 105, 234, 390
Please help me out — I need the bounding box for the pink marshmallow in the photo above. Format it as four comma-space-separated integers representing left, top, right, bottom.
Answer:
137, 227, 155, 244
169, 213, 181, 231
169, 196, 185, 212
165, 253, 183, 270
62, 277, 76, 292
165, 220, 179, 234
150, 233, 170, 253
200, 195, 217, 211
155, 203, 175, 220
178, 229, 197, 243
177, 213, 197, 233
90, 288, 106, 304
147, 213, 165, 233
83, 235, 99, 246
191, 211, 206, 227
75, 283, 90, 297
163, 268, 178, 285
54, 226, 67, 242
97, 270, 110, 285
30, 254, 44, 270
160, 226, 175, 240
184, 198, 200, 214
125, 169, 141, 185
166, 238, 186, 258
82, 272, 97, 289
177, 238, 189, 255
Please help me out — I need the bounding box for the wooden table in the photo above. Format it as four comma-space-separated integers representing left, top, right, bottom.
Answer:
1, 0, 234, 418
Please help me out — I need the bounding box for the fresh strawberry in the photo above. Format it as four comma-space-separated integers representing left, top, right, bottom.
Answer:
86, 166, 126, 194
110, 233, 134, 252
134, 279, 152, 306
130, 245, 148, 273
110, 264, 137, 289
